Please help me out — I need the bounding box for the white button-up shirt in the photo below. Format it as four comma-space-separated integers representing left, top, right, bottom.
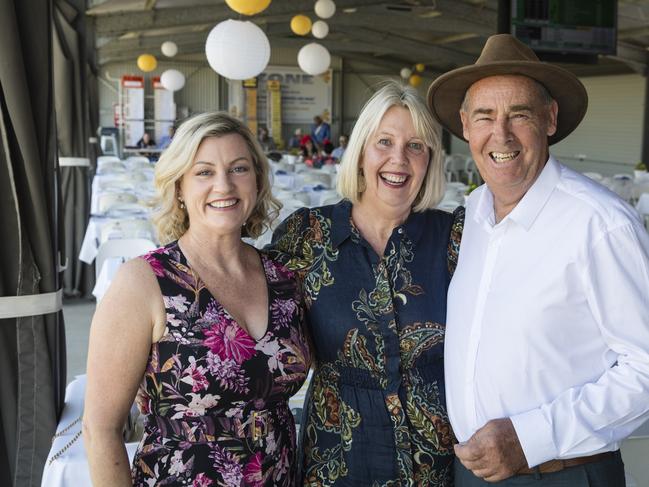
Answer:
446, 156, 649, 468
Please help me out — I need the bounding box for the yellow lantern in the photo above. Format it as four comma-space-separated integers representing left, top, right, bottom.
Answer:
291, 15, 312, 36
225, 0, 271, 16
409, 74, 422, 87
415, 63, 425, 72
137, 54, 157, 72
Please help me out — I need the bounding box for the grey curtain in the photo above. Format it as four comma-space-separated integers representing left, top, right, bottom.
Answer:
54, 0, 94, 297
0, 0, 66, 485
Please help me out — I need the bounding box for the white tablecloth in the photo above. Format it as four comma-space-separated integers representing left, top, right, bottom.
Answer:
41, 375, 139, 487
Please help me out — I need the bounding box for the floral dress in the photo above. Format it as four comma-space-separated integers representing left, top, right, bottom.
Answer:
268, 200, 463, 487
131, 241, 311, 486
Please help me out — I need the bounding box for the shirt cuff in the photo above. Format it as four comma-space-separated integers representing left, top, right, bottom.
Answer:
510, 408, 557, 468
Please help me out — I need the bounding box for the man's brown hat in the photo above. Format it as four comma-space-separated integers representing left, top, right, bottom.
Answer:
426, 34, 588, 145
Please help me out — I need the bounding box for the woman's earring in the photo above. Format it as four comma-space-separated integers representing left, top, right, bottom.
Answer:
178, 196, 185, 210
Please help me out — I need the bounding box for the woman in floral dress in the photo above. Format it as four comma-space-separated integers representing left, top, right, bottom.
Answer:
269, 82, 463, 486
84, 112, 311, 486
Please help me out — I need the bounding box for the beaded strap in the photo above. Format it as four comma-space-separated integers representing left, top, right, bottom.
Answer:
48, 416, 82, 465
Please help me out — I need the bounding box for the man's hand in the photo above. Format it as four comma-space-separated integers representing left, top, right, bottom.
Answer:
454, 418, 528, 482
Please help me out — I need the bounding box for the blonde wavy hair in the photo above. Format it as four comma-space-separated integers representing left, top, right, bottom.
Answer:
153, 112, 280, 243
337, 81, 445, 211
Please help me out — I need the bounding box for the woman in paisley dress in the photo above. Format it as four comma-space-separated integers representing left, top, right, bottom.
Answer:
269, 82, 463, 486
84, 112, 311, 486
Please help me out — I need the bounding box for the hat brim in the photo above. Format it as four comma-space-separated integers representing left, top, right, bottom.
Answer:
427, 61, 588, 146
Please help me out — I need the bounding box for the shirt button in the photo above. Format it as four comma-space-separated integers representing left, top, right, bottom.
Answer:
397, 228, 404, 234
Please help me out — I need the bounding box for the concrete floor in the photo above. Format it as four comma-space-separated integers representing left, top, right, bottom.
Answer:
63, 298, 96, 384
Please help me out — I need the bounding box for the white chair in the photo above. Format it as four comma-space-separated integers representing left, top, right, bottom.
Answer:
100, 134, 118, 156
94, 238, 157, 300
464, 157, 480, 185
444, 154, 466, 182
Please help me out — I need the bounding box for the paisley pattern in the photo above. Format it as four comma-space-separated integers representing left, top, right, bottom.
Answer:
131, 241, 311, 486
269, 200, 464, 486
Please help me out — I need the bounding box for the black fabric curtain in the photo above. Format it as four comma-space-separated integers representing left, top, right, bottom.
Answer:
0, 0, 66, 485
54, 0, 94, 297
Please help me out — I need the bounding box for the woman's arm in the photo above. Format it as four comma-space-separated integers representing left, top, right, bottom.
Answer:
83, 258, 165, 487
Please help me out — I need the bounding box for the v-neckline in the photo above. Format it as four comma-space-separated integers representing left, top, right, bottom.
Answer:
175, 241, 272, 343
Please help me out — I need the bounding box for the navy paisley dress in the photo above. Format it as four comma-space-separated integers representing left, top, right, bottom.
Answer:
131, 241, 311, 486
269, 200, 464, 487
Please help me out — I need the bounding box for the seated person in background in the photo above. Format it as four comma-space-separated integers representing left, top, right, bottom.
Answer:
136, 132, 156, 150
157, 126, 175, 150
287, 128, 303, 150
310, 115, 330, 149
310, 141, 335, 169
257, 126, 277, 152
331, 134, 348, 161
300, 135, 318, 165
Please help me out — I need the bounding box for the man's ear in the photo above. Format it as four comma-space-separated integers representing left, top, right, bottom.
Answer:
460, 111, 470, 141
546, 100, 558, 137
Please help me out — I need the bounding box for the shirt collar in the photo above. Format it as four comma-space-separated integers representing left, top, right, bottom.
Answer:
331, 199, 354, 248
330, 199, 426, 249
475, 155, 561, 231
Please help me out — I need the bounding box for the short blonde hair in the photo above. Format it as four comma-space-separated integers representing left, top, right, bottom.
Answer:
337, 81, 445, 211
153, 112, 280, 243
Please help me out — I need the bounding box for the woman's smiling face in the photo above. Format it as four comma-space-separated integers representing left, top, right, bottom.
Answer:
359, 105, 430, 213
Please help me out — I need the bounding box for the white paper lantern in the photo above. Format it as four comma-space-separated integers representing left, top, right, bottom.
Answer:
161, 41, 178, 57
298, 42, 331, 75
205, 20, 270, 80
314, 0, 336, 19
160, 69, 186, 91
400, 67, 412, 79
312, 20, 329, 39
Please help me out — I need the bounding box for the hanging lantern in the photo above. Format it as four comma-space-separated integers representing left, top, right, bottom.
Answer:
290, 14, 312, 36
160, 69, 186, 91
205, 20, 270, 80
400, 67, 412, 79
311, 20, 329, 39
415, 63, 425, 72
314, 0, 336, 19
409, 74, 422, 87
298, 42, 331, 75
137, 54, 157, 72
161, 41, 178, 57
225, 0, 271, 15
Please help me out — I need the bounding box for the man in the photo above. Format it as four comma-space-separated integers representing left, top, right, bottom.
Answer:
428, 34, 649, 486
310, 114, 331, 149
158, 125, 175, 150
331, 134, 348, 160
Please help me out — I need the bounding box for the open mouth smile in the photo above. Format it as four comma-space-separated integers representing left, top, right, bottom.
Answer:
380, 172, 409, 187
207, 198, 238, 209
489, 151, 520, 163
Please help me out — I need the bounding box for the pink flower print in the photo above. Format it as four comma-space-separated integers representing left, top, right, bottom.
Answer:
180, 357, 210, 392
243, 451, 264, 487
262, 257, 294, 283
142, 252, 165, 277
210, 445, 243, 486
192, 473, 213, 487
203, 315, 256, 364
